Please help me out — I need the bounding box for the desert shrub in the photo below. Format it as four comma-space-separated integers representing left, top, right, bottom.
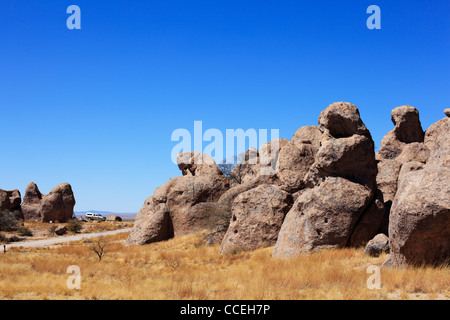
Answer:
85, 238, 109, 261
17, 226, 33, 237
0, 211, 19, 232
7, 235, 22, 242
67, 219, 83, 233
48, 225, 57, 236
204, 202, 233, 245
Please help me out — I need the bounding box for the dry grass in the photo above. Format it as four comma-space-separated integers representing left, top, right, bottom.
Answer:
0, 231, 448, 300
0, 221, 134, 241
80, 221, 134, 233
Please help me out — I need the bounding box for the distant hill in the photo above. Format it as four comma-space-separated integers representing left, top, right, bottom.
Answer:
75, 210, 137, 221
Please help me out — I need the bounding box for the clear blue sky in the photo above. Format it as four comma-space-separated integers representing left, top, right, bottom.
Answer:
1, 1, 449, 212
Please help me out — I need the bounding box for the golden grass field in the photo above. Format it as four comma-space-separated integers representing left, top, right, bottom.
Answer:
0, 230, 448, 300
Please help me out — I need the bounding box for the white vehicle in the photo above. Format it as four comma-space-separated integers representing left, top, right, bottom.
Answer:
85, 212, 106, 221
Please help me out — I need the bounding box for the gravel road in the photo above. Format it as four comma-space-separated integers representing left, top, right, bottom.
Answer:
3, 227, 133, 249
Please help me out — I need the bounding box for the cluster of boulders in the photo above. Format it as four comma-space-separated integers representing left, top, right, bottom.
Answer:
127, 102, 449, 268
0, 182, 76, 223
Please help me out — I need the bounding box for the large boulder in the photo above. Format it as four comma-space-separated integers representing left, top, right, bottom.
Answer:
305, 102, 377, 190
127, 152, 229, 246
317, 102, 370, 138
21, 182, 75, 222
313, 133, 377, 190
126, 195, 173, 245
388, 166, 449, 267
220, 184, 293, 254
274, 102, 380, 257
273, 177, 372, 256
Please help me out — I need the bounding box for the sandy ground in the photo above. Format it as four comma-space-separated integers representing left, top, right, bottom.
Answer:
2, 227, 132, 250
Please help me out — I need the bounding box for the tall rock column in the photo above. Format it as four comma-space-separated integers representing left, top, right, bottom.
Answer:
386, 110, 449, 267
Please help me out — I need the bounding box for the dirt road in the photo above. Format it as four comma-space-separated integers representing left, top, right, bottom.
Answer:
4, 227, 133, 249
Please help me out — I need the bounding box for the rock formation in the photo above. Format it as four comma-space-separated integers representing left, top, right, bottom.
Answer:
374, 106, 432, 238
0, 189, 23, 220
127, 152, 229, 245
128, 102, 449, 267
375, 106, 428, 222
386, 110, 449, 267
273, 102, 383, 257
21, 182, 76, 222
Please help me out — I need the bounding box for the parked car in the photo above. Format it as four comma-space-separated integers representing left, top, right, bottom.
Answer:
85, 212, 106, 221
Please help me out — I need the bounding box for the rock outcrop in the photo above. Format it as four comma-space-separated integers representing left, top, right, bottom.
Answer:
21, 182, 76, 222
0, 189, 23, 220
128, 103, 449, 267
374, 105, 430, 236
387, 112, 449, 267
127, 152, 229, 246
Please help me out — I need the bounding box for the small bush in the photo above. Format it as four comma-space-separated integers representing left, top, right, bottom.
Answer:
86, 238, 109, 261
0, 211, 19, 232
48, 225, 57, 236
17, 227, 33, 237
7, 235, 22, 242
67, 219, 83, 233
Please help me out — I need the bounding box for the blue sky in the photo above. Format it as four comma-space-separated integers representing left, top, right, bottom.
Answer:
1, 0, 449, 212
